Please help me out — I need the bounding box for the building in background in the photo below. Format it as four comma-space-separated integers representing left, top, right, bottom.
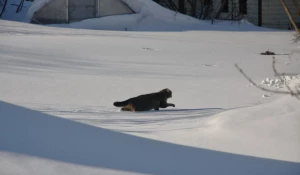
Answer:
247, 0, 300, 29
155, 0, 300, 30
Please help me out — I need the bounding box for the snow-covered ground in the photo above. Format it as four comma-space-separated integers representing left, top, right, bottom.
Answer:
1, 0, 300, 174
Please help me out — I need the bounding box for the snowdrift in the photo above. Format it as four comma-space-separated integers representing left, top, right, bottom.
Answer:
0, 0, 270, 31
0, 101, 299, 175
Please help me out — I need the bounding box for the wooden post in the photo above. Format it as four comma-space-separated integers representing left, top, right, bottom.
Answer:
178, 0, 185, 14
258, 0, 262, 26
215, 0, 227, 19
66, 0, 69, 23
0, 0, 8, 17
293, 0, 300, 16
280, 0, 299, 34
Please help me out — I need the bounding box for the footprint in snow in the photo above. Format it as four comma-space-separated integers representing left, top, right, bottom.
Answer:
200, 64, 218, 67
142, 47, 159, 51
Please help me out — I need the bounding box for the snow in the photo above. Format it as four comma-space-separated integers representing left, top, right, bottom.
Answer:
1, 0, 300, 174
54, 3, 269, 31
58, 14, 266, 32
261, 75, 300, 89
1, 99, 300, 175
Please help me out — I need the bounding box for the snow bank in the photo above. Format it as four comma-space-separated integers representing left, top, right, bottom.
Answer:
0, 19, 299, 175
48, 0, 205, 31
260, 75, 300, 89
0, 101, 299, 175
122, 0, 199, 24
206, 95, 300, 162
22, 0, 269, 31
54, 0, 268, 31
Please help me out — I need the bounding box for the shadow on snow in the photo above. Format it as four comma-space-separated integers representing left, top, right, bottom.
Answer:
0, 101, 299, 175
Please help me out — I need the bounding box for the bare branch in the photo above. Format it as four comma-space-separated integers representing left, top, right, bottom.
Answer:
0, 0, 8, 17
235, 63, 300, 100
272, 56, 300, 100
16, 0, 25, 13
293, 33, 300, 43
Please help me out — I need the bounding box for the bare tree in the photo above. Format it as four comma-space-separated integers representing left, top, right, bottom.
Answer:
0, 0, 8, 17
235, 56, 300, 100
178, 0, 185, 14
16, 0, 25, 13
186, 0, 197, 17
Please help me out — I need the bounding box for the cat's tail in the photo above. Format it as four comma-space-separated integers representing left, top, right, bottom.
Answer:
113, 100, 129, 107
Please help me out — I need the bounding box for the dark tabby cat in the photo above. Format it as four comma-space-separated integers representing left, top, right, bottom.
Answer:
113, 88, 175, 111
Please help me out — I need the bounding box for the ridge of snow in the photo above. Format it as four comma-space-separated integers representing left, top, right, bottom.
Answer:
0, 100, 299, 175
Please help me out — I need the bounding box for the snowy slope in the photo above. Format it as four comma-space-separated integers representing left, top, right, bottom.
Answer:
0, 19, 299, 175
0, 0, 300, 174
0, 100, 300, 175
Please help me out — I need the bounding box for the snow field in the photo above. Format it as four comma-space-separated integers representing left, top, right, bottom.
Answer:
0, 0, 300, 174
